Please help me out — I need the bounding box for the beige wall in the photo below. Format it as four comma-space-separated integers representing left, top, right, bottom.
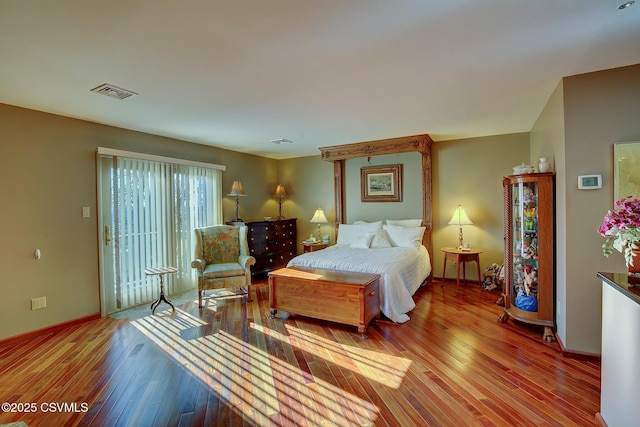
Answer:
0, 103, 277, 340
278, 155, 336, 245
344, 153, 423, 222
558, 64, 640, 353
432, 133, 530, 280
222, 155, 279, 223
530, 81, 568, 345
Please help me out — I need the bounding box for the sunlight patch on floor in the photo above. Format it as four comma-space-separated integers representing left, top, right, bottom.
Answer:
252, 321, 411, 389
131, 308, 382, 425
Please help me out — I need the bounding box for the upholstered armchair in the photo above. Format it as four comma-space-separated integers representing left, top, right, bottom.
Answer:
191, 225, 256, 308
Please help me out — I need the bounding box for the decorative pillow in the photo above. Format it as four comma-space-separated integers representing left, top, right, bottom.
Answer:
336, 222, 383, 245
369, 230, 393, 249
336, 224, 369, 245
383, 225, 425, 249
350, 233, 374, 248
386, 219, 422, 227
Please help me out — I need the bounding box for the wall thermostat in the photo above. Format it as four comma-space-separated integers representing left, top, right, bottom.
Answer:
578, 174, 602, 190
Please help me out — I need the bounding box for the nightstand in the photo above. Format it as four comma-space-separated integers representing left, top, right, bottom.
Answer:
440, 247, 483, 294
303, 242, 329, 253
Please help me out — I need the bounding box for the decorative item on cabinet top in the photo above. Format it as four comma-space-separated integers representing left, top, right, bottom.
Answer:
228, 218, 297, 279
538, 158, 550, 173
512, 163, 534, 174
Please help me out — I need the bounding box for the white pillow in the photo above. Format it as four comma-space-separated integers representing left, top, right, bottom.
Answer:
383, 225, 425, 249
336, 223, 376, 245
350, 233, 374, 248
386, 219, 422, 227
369, 230, 393, 249
352, 220, 383, 230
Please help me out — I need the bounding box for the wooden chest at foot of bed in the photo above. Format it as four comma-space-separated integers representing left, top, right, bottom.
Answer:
268, 267, 381, 336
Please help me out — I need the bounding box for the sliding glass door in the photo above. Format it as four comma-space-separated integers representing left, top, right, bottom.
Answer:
97, 152, 222, 314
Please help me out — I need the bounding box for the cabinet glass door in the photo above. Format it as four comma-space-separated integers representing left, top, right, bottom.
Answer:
511, 181, 539, 313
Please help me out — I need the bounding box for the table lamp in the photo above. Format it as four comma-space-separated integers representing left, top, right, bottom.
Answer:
228, 180, 246, 222
310, 208, 328, 242
274, 184, 287, 220
448, 204, 473, 249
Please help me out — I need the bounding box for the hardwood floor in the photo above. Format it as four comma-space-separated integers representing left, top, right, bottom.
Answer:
0, 280, 600, 426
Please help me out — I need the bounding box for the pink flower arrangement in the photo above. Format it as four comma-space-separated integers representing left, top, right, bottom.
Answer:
598, 196, 640, 267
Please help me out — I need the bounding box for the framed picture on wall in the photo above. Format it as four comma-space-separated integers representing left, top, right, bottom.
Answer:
361, 164, 403, 202
614, 141, 640, 200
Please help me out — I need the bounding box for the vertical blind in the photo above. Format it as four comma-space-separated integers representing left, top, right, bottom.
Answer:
100, 151, 223, 313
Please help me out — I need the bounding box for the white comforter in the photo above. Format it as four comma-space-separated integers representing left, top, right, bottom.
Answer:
287, 244, 431, 323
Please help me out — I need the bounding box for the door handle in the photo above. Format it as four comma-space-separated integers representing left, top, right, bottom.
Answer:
105, 226, 112, 246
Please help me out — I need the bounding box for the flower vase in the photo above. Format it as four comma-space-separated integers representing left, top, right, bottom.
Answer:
538, 158, 550, 173
628, 250, 640, 284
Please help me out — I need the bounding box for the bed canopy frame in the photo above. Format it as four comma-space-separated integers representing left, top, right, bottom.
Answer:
318, 133, 433, 259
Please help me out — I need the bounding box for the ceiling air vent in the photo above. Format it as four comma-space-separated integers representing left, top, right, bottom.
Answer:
270, 138, 294, 145
90, 83, 138, 100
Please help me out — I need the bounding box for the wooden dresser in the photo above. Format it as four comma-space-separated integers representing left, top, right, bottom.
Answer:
231, 219, 297, 279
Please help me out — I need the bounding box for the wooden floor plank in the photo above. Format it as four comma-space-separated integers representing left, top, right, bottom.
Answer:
0, 280, 600, 426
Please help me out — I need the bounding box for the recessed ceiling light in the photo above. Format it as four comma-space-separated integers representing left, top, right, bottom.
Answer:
618, 1, 634, 10
270, 138, 294, 145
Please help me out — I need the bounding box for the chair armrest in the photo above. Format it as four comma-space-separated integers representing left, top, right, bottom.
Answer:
239, 255, 256, 270
191, 259, 206, 274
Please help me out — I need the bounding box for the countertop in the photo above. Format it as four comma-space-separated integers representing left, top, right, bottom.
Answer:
597, 272, 640, 306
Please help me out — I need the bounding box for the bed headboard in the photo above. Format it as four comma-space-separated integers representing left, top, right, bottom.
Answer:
318, 134, 433, 260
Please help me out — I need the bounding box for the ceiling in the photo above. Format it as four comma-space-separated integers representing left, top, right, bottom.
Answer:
1, 1, 639, 159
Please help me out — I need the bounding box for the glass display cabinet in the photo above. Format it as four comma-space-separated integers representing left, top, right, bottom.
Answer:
498, 172, 555, 342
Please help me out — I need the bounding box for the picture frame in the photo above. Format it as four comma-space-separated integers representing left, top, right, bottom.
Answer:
614, 141, 640, 200
361, 164, 403, 202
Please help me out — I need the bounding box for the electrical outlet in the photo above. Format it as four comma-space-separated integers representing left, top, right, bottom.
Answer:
82, 206, 90, 218
31, 296, 46, 310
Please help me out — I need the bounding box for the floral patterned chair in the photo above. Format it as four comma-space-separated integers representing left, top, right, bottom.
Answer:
191, 225, 256, 308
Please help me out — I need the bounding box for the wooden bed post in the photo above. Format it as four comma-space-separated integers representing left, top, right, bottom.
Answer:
422, 150, 433, 260
333, 160, 345, 226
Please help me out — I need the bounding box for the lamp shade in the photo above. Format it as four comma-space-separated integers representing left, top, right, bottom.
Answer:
448, 205, 473, 226
310, 208, 328, 224
274, 184, 287, 198
228, 180, 246, 197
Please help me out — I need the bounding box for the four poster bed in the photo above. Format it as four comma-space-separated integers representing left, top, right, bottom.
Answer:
284, 134, 434, 324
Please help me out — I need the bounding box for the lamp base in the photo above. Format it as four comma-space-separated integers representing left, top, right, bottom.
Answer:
231, 217, 243, 223
276, 199, 285, 221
